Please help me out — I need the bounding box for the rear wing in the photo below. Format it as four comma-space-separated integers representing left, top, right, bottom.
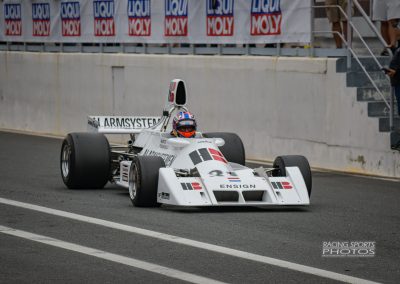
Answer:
88, 116, 161, 134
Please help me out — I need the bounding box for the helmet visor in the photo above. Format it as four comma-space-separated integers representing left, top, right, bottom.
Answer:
176, 119, 196, 138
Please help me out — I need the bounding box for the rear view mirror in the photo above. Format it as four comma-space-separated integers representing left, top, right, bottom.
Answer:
214, 138, 225, 147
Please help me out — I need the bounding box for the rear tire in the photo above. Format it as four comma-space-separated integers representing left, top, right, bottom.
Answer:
203, 132, 245, 165
60, 133, 110, 189
273, 155, 312, 197
129, 156, 165, 207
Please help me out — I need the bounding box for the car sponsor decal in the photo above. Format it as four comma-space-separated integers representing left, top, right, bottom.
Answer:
142, 149, 176, 166
158, 192, 170, 200
159, 139, 168, 149
181, 182, 202, 190
169, 81, 176, 102
89, 116, 160, 129
227, 177, 240, 182
220, 184, 256, 189
189, 148, 227, 165
271, 181, 292, 190
209, 170, 223, 177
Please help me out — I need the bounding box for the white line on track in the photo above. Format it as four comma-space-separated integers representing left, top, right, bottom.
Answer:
0, 197, 379, 284
0, 225, 226, 284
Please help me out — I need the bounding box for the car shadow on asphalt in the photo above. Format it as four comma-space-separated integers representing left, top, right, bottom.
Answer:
159, 205, 311, 213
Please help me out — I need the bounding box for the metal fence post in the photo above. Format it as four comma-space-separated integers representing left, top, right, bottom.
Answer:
347, 0, 352, 69
310, 0, 315, 57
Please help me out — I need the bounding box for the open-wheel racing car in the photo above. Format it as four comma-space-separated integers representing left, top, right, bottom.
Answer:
60, 79, 312, 207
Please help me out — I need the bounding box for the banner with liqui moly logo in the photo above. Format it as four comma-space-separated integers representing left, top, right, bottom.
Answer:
0, 0, 311, 44
93, 0, 115, 36
61, 1, 81, 37
164, 0, 188, 37
206, 0, 234, 37
32, 2, 51, 37
4, 3, 22, 36
250, 0, 281, 36
128, 0, 151, 37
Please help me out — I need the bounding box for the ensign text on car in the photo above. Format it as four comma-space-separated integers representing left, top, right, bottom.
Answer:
128, 0, 151, 36
4, 4, 22, 36
250, 0, 281, 35
61, 1, 81, 36
164, 0, 188, 36
93, 0, 115, 36
32, 3, 50, 36
206, 0, 234, 36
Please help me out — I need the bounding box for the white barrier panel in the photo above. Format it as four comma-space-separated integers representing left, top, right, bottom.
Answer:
1, 52, 399, 177
0, 0, 312, 44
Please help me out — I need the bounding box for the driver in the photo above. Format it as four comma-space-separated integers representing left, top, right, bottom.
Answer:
172, 111, 197, 138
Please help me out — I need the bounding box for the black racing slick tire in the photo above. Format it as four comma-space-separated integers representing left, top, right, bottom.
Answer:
273, 155, 312, 197
203, 132, 246, 166
129, 156, 165, 207
60, 133, 111, 189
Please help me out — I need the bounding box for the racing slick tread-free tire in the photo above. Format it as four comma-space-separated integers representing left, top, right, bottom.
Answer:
60, 133, 111, 189
203, 132, 245, 166
129, 156, 165, 207
272, 155, 312, 197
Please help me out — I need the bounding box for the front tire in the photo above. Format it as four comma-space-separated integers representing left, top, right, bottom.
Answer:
129, 156, 165, 207
203, 132, 245, 165
60, 133, 110, 189
273, 155, 312, 197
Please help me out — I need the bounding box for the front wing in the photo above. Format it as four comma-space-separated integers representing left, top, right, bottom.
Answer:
157, 167, 310, 206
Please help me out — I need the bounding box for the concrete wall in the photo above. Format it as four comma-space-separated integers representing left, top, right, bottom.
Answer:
0, 52, 399, 177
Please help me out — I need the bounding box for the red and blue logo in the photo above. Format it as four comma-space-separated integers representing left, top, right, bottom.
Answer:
128, 0, 151, 36
61, 1, 81, 37
206, 0, 234, 36
32, 3, 50, 37
228, 177, 241, 182
4, 4, 22, 36
250, 0, 282, 36
164, 0, 188, 37
93, 0, 115, 36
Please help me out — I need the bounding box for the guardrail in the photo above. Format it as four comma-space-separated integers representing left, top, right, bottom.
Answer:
0, 41, 349, 57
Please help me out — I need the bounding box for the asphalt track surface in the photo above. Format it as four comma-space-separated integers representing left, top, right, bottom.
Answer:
0, 131, 399, 284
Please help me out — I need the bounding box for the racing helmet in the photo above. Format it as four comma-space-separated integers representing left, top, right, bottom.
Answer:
173, 111, 197, 138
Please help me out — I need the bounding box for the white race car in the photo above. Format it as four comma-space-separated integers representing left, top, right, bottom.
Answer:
60, 79, 311, 207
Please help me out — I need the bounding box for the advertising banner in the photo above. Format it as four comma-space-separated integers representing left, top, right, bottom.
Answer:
0, 0, 312, 44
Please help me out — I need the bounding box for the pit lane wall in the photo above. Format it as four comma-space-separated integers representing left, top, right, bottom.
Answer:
0, 52, 399, 177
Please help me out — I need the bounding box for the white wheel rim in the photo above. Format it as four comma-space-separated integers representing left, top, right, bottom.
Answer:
61, 144, 71, 178
129, 164, 138, 201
